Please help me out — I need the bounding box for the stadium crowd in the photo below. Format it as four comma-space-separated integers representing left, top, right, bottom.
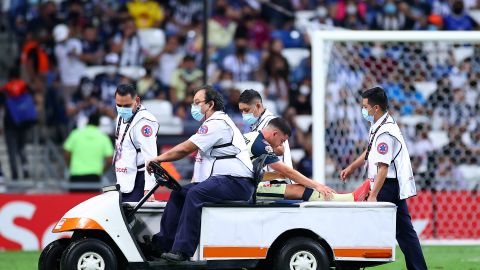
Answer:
0, 0, 479, 191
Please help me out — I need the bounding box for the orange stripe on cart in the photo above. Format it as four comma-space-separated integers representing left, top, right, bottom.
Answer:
52, 217, 104, 233
333, 247, 393, 258
203, 246, 269, 258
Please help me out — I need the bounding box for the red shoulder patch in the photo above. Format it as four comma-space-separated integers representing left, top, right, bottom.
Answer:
377, 142, 388, 155
197, 125, 209, 134
141, 125, 153, 137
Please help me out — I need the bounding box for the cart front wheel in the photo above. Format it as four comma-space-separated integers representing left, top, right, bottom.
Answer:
60, 238, 117, 270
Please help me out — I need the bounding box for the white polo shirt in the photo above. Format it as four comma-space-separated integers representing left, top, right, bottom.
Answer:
189, 111, 253, 182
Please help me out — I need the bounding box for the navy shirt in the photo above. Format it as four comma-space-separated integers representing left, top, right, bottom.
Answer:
243, 131, 280, 165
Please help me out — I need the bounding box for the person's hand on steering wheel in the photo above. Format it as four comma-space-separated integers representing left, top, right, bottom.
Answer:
146, 158, 161, 175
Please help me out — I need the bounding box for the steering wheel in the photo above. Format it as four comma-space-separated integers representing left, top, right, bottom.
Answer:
149, 162, 182, 192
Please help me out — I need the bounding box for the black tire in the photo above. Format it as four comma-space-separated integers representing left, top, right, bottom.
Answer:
60, 238, 117, 270
38, 238, 71, 270
273, 237, 330, 270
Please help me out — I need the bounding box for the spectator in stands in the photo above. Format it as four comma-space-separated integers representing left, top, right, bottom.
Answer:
137, 59, 166, 100
111, 17, 147, 66
26, 1, 59, 45
297, 130, 313, 178
54, 24, 86, 102
261, 0, 293, 29
153, 35, 185, 89
127, 0, 165, 29
372, 0, 406, 30
223, 36, 260, 82
334, 0, 368, 29
80, 23, 104, 66
94, 54, 122, 112
292, 78, 312, 115
170, 55, 203, 104
263, 40, 290, 113
310, 5, 335, 30
208, 0, 237, 49
20, 30, 50, 94
0, 69, 38, 180
243, 5, 270, 50
174, 92, 194, 121
66, 77, 100, 129
224, 88, 242, 119
165, 0, 203, 35
443, 0, 478, 30
270, 17, 305, 48
63, 111, 114, 192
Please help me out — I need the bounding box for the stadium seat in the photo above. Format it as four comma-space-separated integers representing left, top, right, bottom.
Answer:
399, 115, 429, 127
290, 148, 306, 163
142, 99, 183, 135
235, 81, 265, 97
414, 81, 437, 99
295, 115, 312, 133
137, 28, 166, 56
453, 46, 474, 65
427, 130, 449, 149
294, 10, 316, 32
99, 116, 114, 135
282, 48, 310, 70
84, 66, 109, 79
262, 100, 278, 116
118, 66, 146, 80
457, 164, 480, 190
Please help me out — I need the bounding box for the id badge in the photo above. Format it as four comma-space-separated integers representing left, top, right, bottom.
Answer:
113, 144, 122, 163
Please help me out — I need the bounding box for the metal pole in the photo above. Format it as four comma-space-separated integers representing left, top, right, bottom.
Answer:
202, 0, 209, 85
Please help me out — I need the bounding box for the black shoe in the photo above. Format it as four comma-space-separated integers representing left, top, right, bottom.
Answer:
138, 236, 163, 259
161, 251, 189, 262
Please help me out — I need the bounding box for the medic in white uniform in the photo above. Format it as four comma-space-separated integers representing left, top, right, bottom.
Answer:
341, 87, 427, 270
114, 84, 159, 202
147, 86, 254, 262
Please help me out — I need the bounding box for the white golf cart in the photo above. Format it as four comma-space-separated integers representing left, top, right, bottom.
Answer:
39, 156, 397, 270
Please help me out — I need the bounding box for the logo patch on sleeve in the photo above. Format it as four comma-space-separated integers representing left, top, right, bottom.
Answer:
197, 125, 209, 134
377, 142, 388, 155
141, 125, 153, 137
265, 145, 273, 153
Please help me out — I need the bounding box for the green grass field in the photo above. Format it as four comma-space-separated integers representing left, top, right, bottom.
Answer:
1, 246, 479, 270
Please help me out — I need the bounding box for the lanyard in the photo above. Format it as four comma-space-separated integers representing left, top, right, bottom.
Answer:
364, 114, 389, 161
115, 107, 139, 148
251, 109, 267, 131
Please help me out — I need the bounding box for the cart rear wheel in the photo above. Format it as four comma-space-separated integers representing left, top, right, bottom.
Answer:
60, 238, 117, 270
38, 238, 70, 270
273, 237, 330, 270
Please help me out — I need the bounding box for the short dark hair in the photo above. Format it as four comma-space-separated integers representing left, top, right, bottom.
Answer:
361, 86, 388, 111
115, 84, 137, 97
88, 111, 100, 126
267, 117, 292, 137
239, 89, 262, 104
194, 85, 224, 111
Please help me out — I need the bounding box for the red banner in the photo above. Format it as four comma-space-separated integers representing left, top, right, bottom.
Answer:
0, 191, 478, 251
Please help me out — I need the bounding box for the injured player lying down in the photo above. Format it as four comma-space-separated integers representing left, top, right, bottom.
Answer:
244, 117, 370, 202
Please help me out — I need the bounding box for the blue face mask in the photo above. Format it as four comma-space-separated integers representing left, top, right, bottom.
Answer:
117, 106, 134, 121
384, 3, 396, 14
191, 104, 205, 121
242, 112, 258, 125
362, 108, 374, 123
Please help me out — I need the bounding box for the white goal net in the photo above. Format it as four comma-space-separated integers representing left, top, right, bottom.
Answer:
311, 31, 480, 240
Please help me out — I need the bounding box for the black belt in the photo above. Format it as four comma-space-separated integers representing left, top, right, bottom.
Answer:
137, 164, 145, 170
386, 178, 398, 181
